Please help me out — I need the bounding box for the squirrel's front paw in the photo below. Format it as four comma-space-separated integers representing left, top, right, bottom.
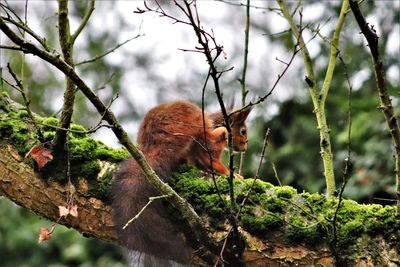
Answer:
234, 173, 244, 180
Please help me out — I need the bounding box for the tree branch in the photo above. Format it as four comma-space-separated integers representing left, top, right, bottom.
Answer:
70, 0, 95, 44
276, 0, 340, 197
349, 0, 400, 216
75, 36, 141, 66
52, 0, 77, 151
0, 145, 117, 243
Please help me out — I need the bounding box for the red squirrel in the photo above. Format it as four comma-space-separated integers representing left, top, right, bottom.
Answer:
112, 100, 251, 266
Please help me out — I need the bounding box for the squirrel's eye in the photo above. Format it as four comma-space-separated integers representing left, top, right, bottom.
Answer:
240, 128, 247, 136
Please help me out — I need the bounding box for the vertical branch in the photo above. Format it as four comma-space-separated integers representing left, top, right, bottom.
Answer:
20, 0, 28, 95
238, 0, 251, 175
276, 0, 351, 197
331, 55, 353, 261
349, 0, 400, 215
320, 0, 349, 108
52, 0, 76, 150
53, 0, 95, 151
71, 0, 95, 44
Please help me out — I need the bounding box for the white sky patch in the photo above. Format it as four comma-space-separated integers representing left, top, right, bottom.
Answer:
350, 69, 371, 91
387, 65, 399, 85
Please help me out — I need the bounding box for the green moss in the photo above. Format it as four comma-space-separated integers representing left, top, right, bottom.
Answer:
0, 113, 39, 153
79, 161, 101, 177
0, 92, 11, 112
15, 110, 31, 119
275, 185, 297, 199
203, 194, 225, 217
242, 179, 274, 193
285, 215, 320, 244
43, 131, 55, 141
69, 137, 98, 161
93, 168, 114, 201
69, 124, 88, 139
41, 117, 60, 131
242, 213, 283, 233
95, 144, 129, 163
260, 195, 285, 213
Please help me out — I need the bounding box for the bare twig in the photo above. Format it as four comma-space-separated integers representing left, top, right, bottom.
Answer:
271, 162, 282, 186
123, 194, 172, 230
70, 0, 95, 44
139, 1, 244, 262
331, 55, 353, 259
216, 0, 280, 12
0, 16, 49, 51
238, 0, 251, 176
0, 45, 25, 51
236, 128, 271, 218
6, 63, 44, 141
200, 68, 228, 210
75, 35, 142, 66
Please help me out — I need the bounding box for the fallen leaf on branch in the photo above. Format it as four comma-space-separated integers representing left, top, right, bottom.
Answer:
69, 205, 78, 217
58, 206, 70, 218
25, 145, 53, 171
58, 205, 79, 218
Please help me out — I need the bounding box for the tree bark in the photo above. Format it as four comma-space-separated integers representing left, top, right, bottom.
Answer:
0, 143, 335, 266
0, 144, 117, 243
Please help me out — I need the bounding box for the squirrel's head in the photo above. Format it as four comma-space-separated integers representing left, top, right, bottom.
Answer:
229, 106, 252, 152
209, 105, 252, 152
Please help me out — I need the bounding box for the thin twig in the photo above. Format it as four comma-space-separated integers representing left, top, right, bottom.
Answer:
75, 35, 142, 66
236, 128, 270, 218
271, 162, 282, 186
70, 0, 95, 44
0, 45, 25, 51
238, 0, 251, 176
6, 63, 44, 141
1, 16, 49, 51
331, 54, 353, 256
52, 0, 76, 151
122, 194, 172, 229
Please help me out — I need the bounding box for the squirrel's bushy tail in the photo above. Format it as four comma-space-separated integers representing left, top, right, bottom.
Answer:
111, 147, 192, 266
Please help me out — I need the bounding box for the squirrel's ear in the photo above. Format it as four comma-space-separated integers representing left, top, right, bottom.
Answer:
226, 97, 235, 111
230, 105, 252, 125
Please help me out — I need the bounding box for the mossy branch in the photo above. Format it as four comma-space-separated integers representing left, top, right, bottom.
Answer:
0, 94, 399, 266
0, 15, 217, 262
349, 0, 400, 216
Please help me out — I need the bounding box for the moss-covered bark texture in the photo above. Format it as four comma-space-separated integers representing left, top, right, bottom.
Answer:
0, 93, 399, 266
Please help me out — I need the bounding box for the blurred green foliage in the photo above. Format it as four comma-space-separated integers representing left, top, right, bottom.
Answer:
0, 198, 127, 267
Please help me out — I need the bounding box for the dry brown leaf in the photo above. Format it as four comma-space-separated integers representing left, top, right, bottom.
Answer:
58, 205, 70, 218
38, 227, 53, 243
26, 145, 53, 171
69, 205, 78, 217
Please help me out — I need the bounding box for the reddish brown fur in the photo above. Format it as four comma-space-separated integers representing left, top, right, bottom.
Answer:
112, 101, 251, 265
